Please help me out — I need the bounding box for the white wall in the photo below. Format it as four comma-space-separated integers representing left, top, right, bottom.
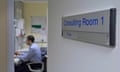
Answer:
48, 0, 120, 72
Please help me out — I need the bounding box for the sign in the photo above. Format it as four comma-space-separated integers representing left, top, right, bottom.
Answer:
62, 8, 116, 47
31, 16, 47, 33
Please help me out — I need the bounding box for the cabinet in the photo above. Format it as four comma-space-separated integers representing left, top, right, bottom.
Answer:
14, 1, 24, 19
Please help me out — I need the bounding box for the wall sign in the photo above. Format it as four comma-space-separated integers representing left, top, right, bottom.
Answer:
31, 16, 47, 33
62, 8, 116, 47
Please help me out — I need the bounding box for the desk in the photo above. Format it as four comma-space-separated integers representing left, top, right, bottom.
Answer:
14, 58, 20, 65
17, 48, 29, 52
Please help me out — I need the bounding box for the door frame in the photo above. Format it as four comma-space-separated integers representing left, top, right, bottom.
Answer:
7, 0, 14, 72
7, 1, 48, 72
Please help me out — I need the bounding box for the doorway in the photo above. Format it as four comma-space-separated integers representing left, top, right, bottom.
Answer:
8, 0, 48, 72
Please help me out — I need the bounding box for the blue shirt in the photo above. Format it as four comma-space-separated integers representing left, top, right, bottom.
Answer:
17, 43, 42, 63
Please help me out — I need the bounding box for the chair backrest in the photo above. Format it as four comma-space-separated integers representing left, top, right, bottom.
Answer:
27, 62, 44, 72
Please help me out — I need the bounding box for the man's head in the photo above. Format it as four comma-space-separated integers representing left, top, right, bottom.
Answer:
26, 35, 35, 46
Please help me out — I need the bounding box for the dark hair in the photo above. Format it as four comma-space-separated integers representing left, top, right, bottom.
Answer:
27, 35, 35, 43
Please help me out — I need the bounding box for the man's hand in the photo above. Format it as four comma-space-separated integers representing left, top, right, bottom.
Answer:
15, 51, 21, 55
14, 55, 17, 58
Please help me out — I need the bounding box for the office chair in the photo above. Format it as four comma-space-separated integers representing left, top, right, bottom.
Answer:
27, 47, 47, 72
27, 62, 44, 72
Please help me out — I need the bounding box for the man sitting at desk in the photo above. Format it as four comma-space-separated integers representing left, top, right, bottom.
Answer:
15, 35, 42, 72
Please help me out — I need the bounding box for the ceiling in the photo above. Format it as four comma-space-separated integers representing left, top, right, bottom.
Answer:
23, 0, 48, 1
15, 0, 48, 2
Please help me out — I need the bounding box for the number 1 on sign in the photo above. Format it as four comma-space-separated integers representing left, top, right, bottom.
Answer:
101, 16, 104, 25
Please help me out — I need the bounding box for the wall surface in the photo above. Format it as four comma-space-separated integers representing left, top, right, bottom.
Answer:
48, 0, 120, 72
24, 2, 48, 35
23, 2, 48, 47
0, 0, 8, 72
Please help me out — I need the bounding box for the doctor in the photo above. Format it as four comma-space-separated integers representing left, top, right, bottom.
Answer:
15, 35, 42, 72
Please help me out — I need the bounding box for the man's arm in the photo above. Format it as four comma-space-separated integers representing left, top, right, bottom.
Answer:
17, 48, 35, 62
14, 51, 21, 55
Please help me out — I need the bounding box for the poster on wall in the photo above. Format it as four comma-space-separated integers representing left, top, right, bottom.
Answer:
31, 16, 47, 33
62, 8, 116, 47
31, 16, 48, 42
